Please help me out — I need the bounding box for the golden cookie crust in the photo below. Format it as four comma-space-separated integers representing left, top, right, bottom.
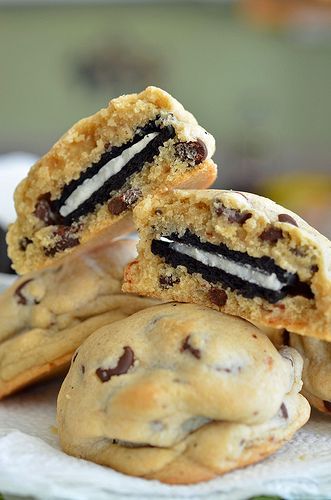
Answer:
0, 239, 157, 399
57, 303, 310, 484
123, 189, 331, 341
7, 87, 217, 274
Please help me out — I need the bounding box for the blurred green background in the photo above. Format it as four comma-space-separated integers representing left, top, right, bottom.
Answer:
0, 0, 330, 241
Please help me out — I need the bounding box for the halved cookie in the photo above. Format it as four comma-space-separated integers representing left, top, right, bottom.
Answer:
7, 87, 216, 274
57, 303, 310, 484
123, 189, 331, 340
0, 239, 157, 399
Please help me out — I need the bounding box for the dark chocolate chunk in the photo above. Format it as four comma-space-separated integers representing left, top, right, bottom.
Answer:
214, 202, 252, 225
159, 275, 180, 289
14, 279, 34, 305
151, 230, 314, 304
52, 119, 175, 224
278, 214, 298, 226
208, 287, 228, 306
108, 196, 127, 215
96, 346, 134, 382
311, 264, 319, 273
323, 400, 331, 412
280, 402, 288, 419
259, 226, 283, 243
174, 139, 207, 165
19, 237, 33, 251
34, 193, 62, 226
181, 335, 201, 359
44, 226, 80, 257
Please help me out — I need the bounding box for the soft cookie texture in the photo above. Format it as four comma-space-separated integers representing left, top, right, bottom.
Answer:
0, 239, 157, 399
263, 328, 331, 415
7, 87, 216, 274
57, 303, 310, 484
123, 189, 331, 341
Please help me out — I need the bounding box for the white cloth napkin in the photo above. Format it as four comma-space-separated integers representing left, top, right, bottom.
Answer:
0, 380, 330, 500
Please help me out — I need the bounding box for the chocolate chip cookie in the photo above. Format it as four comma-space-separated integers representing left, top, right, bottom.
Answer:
0, 239, 157, 399
57, 303, 310, 484
7, 87, 216, 274
123, 189, 331, 341
265, 328, 331, 415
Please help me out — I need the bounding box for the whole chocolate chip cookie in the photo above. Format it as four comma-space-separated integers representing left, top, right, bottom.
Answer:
57, 303, 310, 484
123, 189, 331, 341
7, 87, 217, 274
0, 239, 157, 399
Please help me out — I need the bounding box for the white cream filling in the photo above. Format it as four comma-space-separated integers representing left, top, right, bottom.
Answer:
59, 132, 159, 217
160, 237, 284, 292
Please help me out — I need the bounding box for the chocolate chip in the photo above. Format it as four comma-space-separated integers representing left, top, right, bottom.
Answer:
180, 336, 201, 359
208, 287, 228, 307
81, 365, 85, 374
159, 275, 180, 289
280, 402, 288, 419
311, 264, 319, 273
155, 209, 163, 215
174, 139, 207, 165
324, 400, 331, 412
44, 225, 80, 257
214, 203, 252, 225
14, 279, 34, 305
72, 351, 79, 363
96, 346, 134, 382
259, 226, 283, 243
34, 193, 61, 226
19, 237, 32, 251
278, 214, 298, 226
282, 330, 290, 346
108, 188, 142, 215
107, 196, 127, 215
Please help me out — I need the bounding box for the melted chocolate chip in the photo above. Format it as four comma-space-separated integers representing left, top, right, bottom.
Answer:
14, 279, 34, 305
44, 226, 80, 257
174, 139, 207, 165
108, 196, 127, 215
159, 275, 180, 289
214, 202, 252, 225
180, 336, 201, 359
278, 214, 298, 226
155, 209, 163, 215
323, 400, 331, 412
280, 402, 288, 419
208, 287, 228, 306
259, 226, 283, 243
96, 346, 134, 382
19, 237, 32, 251
34, 193, 62, 226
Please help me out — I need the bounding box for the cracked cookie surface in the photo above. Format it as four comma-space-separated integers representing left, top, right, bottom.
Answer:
57, 302, 309, 484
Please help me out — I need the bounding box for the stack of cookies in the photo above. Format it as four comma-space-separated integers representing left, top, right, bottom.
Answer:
1, 87, 330, 485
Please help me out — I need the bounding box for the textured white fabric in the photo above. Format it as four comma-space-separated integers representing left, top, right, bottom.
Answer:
0, 380, 330, 500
